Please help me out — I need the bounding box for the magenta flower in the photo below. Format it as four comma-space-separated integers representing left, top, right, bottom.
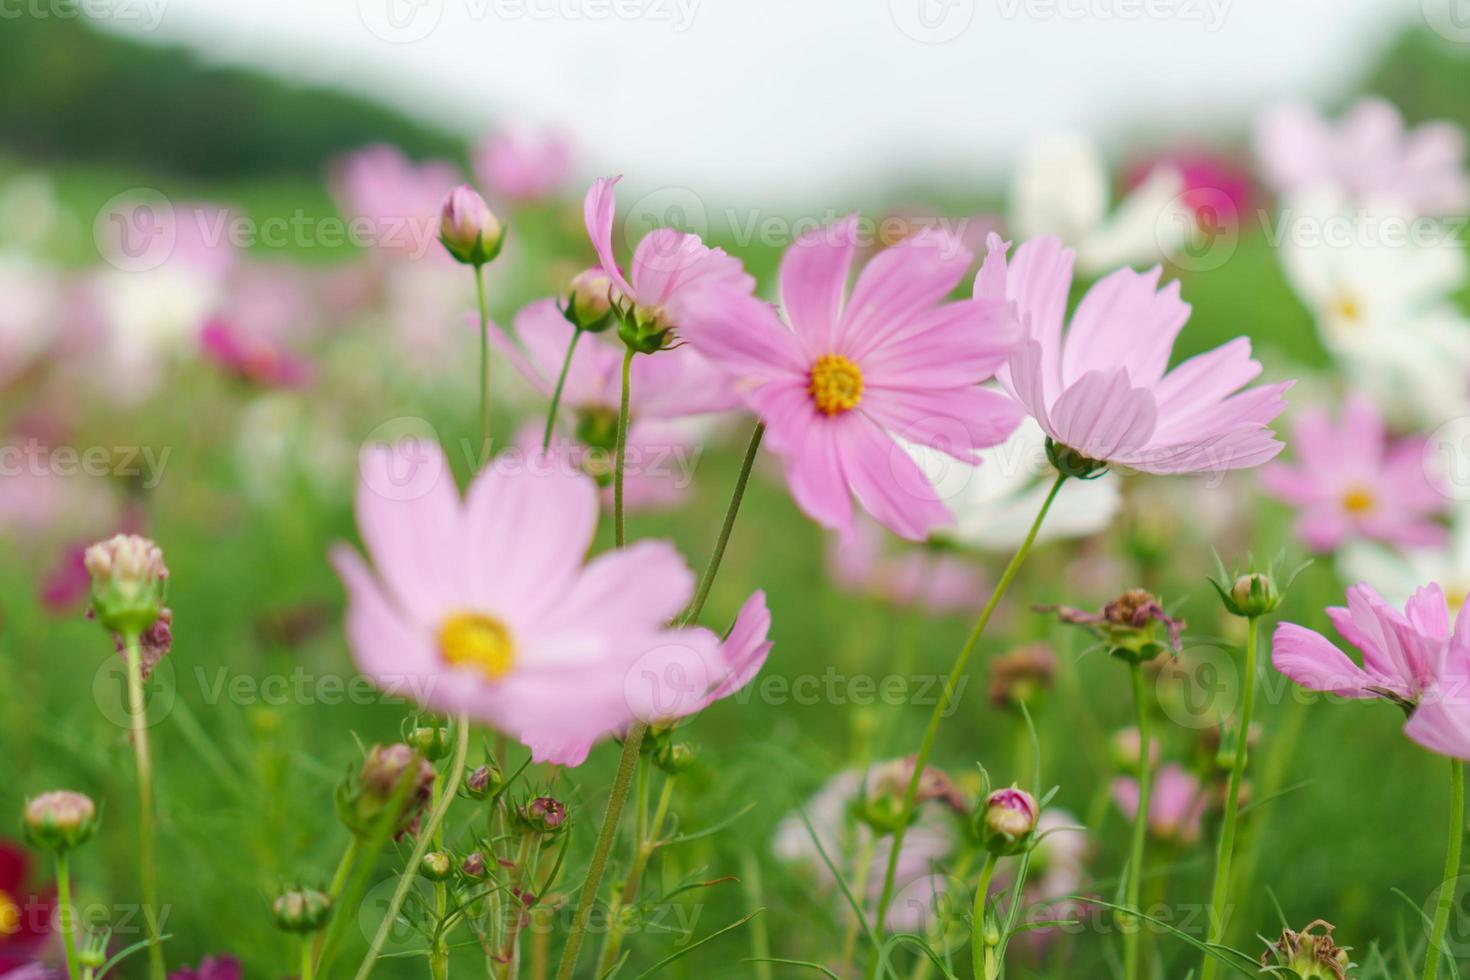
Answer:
977, 235, 1290, 475
331, 440, 770, 766
474, 127, 574, 203
679, 219, 1024, 540
584, 176, 753, 332
1273, 582, 1470, 759
1260, 394, 1447, 553
1111, 765, 1207, 844
1254, 98, 1470, 215
199, 319, 313, 389
1124, 150, 1254, 230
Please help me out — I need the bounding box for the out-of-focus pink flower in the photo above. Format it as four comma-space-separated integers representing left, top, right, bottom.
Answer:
826, 515, 984, 614
1125, 150, 1254, 231
331, 440, 768, 766
0, 258, 62, 392
330, 145, 462, 260
681, 220, 1024, 541
1254, 98, 1470, 215
0, 462, 117, 551
1112, 765, 1207, 844
39, 543, 91, 611
980, 235, 1291, 475
474, 127, 574, 203
1274, 582, 1470, 760
168, 957, 241, 980
583, 176, 753, 330
1260, 394, 1446, 553
0, 841, 55, 974
200, 319, 312, 388
514, 422, 698, 514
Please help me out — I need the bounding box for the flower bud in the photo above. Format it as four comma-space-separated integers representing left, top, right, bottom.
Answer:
419, 851, 453, 881
855, 758, 965, 835
79, 928, 110, 969
518, 797, 568, 836
336, 743, 434, 839
1260, 920, 1351, 978
408, 724, 451, 762
1215, 571, 1283, 618
563, 268, 618, 333
463, 763, 503, 801
987, 644, 1056, 710
654, 741, 696, 775
438, 185, 505, 266
617, 303, 671, 356
1048, 590, 1184, 664
978, 787, 1038, 856
272, 888, 332, 934
1045, 437, 1109, 480
460, 850, 488, 882
84, 534, 168, 635
23, 791, 98, 852
1110, 727, 1160, 775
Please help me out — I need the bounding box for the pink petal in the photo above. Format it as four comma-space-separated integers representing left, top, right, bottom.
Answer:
1047, 368, 1158, 462
1060, 267, 1189, 389
995, 236, 1073, 401
839, 228, 972, 359
1272, 622, 1382, 698
836, 412, 953, 541
780, 215, 858, 356
861, 384, 1025, 462
677, 289, 807, 383
583, 176, 635, 298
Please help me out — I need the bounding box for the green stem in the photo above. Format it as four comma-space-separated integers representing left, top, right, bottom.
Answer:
681, 422, 764, 626
123, 631, 166, 980
970, 853, 999, 980
542, 328, 584, 452
1425, 759, 1465, 980
613, 346, 634, 547
840, 836, 880, 975
474, 263, 492, 464
555, 722, 647, 980
55, 851, 80, 980
354, 714, 470, 980
1122, 660, 1153, 980
864, 473, 1066, 978
1200, 614, 1260, 980
500, 832, 537, 979
301, 938, 316, 980
598, 776, 676, 973
430, 768, 450, 980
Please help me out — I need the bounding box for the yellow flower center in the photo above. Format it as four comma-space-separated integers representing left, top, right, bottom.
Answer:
1332, 292, 1362, 325
1448, 585, 1469, 616
1341, 486, 1376, 515
0, 888, 18, 936
809, 353, 864, 416
438, 613, 515, 680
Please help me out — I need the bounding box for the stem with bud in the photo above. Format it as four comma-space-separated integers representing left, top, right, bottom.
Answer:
54, 851, 80, 980
474, 263, 493, 465
122, 629, 166, 980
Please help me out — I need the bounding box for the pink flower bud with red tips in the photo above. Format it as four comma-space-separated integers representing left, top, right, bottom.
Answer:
84, 534, 168, 635
460, 851, 488, 882
337, 743, 434, 839
518, 797, 568, 836
979, 787, 1038, 855
438, 185, 505, 267
23, 790, 98, 852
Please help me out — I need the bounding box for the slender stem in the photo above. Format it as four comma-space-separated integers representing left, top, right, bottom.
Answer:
500, 832, 537, 979
598, 775, 676, 973
555, 722, 647, 980
542, 328, 584, 452
354, 714, 470, 980
613, 347, 634, 547
123, 631, 166, 980
474, 263, 492, 464
864, 474, 1066, 978
1122, 661, 1153, 980
970, 853, 999, 980
840, 836, 880, 975
681, 422, 765, 627
1200, 614, 1260, 980
1425, 759, 1465, 980
301, 938, 316, 980
55, 851, 80, 980
311, 838, 360, 970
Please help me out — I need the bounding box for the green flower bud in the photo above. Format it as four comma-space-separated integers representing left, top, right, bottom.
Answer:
438, 186, 505, 267
272, 888, 332, 934
463, 763, 503, 801
654, 741, 696, 775
1260, 920, 1352, 978
335, 743, 434, 839
85, 534, 168, 636
564, 268, 619, 333
419, 851, 453, 882
23, 791, 98, 852
408, 724, 452, 762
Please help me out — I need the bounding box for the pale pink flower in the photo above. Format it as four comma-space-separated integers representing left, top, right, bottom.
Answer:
474, 127, 574, 203
513, 421, 698, 514
1273, 582, 1470, 760
1260, 394, 1446, 553
1111, 765, 1207, 844
330, 145, 461, 260
331, 439, 769, 766
1254, 98, 1470, 214
826, 515, 985, 614
680, 220, 1024, 541
200, 319, 312, 388
584, 176, 754, 330
980, 235, 1291, 475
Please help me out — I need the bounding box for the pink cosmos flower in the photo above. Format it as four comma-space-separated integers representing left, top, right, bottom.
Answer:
514, 422, 698, 514
474, 127, 574, 203
1254, 98, 1470, 214
679, 219, 1025, 541
1273, 582, 1470, 760
584, 176, 754, 331
200, 319, 312, 388
330, 145, 461, 260
980, 235, 1291, 475
1111, 765, 1208, 845
1260, 394, 1447, 553
331, 439, 770, 766
826, 515, 985, 614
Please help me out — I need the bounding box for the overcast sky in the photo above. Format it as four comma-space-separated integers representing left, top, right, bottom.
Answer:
105, 0, 1430, 202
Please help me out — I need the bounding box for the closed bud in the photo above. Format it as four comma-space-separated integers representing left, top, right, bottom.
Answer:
272, 888, 332, 934
617, 304, 672, 355
79, 928, 111, 969
463, 763, 503, 801
978, 787, 1039, 855
408, 724, 451, 762
1049, 590, 1184, 664
518, 796, 568, 836
84, 534, 168, 635
654, 741, 696, 775
564, 268, 618, 333
419, 851, 453, 881
336, 743, 434, 838
438, 185, 505, 266
460, 850, 488, 882
23, 791, 98, 852
1216, 571, 1283, 618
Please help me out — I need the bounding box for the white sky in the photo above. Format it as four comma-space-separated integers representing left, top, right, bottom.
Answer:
105, 0, 1419, 203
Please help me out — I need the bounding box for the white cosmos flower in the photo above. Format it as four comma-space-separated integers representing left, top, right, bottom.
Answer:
1276, 189, 1470, 428
909, 416, 1121, 552
1010, 133, 1189, 276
